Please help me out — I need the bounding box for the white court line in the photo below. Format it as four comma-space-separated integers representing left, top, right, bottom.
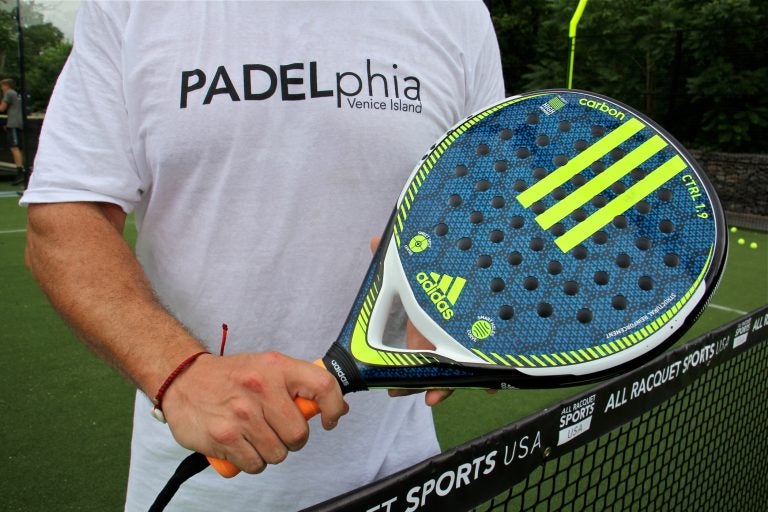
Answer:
0, 228, 25, 235
709, 303, 748, 316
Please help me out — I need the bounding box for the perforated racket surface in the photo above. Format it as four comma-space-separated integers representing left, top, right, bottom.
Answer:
327, 89, 726, 391
155, 90, 726, 499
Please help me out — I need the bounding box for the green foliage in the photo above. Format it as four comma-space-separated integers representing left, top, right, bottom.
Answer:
0, 0, 71, 112
487, 0, 768, 151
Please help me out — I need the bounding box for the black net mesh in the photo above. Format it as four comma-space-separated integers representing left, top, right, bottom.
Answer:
477, 337, 768, 511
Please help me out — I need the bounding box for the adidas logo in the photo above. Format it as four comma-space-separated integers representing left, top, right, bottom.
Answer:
415, 272, 466, 320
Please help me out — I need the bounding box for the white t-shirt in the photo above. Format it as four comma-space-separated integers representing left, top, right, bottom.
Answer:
23, 1, 504, 510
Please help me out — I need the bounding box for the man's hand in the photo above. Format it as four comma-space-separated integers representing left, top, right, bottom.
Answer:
369, 236, 454, 406
162, 352, 348, 474
26, 202, 348, 474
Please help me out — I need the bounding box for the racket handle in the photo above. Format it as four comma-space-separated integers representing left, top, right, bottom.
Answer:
207, 359, 327, 477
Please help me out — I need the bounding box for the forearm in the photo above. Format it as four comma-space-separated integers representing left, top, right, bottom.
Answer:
25, 202, 205, 397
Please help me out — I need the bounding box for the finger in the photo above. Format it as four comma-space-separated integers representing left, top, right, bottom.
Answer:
406, 321, 436, 351
207, 423, 267, 474
425, 389, 453, 406
286, 359, 347, 431
388, 389, 419, 397
260, 396, 311, 453
370, 235, 381, 254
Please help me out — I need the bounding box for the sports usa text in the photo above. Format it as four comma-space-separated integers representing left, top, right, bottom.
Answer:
364, 431, 542, 512
179, 59, 422, 109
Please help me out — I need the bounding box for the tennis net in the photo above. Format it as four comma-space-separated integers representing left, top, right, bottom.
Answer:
303, 303, 768, 512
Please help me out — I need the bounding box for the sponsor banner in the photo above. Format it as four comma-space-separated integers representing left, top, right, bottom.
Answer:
302, 304, 768, 512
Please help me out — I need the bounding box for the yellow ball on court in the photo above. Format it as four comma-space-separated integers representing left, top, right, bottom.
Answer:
750, 242, 758, 249
737, 238, 745, 245
730, 226, 738, 233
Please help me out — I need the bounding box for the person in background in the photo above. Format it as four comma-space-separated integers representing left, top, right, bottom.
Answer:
0, 78, 27, 190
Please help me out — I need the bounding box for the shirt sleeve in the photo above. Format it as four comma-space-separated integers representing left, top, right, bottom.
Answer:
21, 1, 147, 213
463, 6, 506, 114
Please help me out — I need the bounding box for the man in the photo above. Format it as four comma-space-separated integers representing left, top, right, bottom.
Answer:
22, 1, 504, 510
0, 78, 26, 187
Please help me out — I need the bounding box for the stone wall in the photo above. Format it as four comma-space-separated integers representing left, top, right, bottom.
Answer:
690, 150, 768, 217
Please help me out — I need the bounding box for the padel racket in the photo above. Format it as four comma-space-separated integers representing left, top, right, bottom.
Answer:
152, 89, 726, 509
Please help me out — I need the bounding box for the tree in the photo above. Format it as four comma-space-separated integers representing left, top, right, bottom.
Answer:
486, 0, 768, 151
0, 0, 71, 112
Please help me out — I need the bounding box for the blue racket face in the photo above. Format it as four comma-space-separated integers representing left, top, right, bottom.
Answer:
326, 90, 726, 390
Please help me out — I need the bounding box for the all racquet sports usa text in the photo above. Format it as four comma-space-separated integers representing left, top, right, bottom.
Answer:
179, 60, 423, 113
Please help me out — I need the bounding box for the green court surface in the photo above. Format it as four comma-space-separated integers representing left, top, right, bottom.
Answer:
1, 188, 766, 510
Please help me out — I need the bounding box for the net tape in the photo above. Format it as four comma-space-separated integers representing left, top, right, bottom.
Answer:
303, 303, 768, 512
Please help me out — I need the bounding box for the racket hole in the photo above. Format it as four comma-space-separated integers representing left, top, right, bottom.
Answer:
659, 220, 675, 234
638, 275, 654, 291
630, 168, 645, 181
529, 237, 545, 251
536, 135, 550, 147
611, 182, 627, 194
489, 230, 504, 243
516, 147, 531, 159
658, 188, 673, 201
499, 305, 514, 320
455, 165, 469, 177
448, 194, 462, 207
526, 113, 539, 124
636, 201, 652, 214
547, 260, 563, 275
592, 231, 608, 245
615, 252, 631, 268
612, 295, 628, 310
591, 125, 605, 136
523, 276, 539, 291
574, 139, 589, 151
475, 180, 491, 192
457, 237, 473, 251
476, 255, 492, 268
491, 196, 505, 209
591, 195, 607, 208
635, 237, 652, 251
531, 201, 546, 215
476, 143, 490, 156
507, 251, 523, 266
572, 209, 588, 222
434, 223, 449, 236
494, 160, 509, 172
469, 211, 484, 224
563, 281, 579, 295
610, 148, 626, 161
571, 174, 586, 187
664, 253, 680, 267
537, 303, 553, 318
499, 128, 513, 140
553, 154, 569, 167
576, 308, 593, 324
572, 245, 588, 260
558, 120, 571, 132
591, 161, 605, 173
490, 277, 506, 292
551, 223, 566, 237
532, 167, 548, 180
594, 271, 609, 285
552, 187, 567, 200
613, 215, 628, 229
513, 180, 527, 192
510, 216, 525, 229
